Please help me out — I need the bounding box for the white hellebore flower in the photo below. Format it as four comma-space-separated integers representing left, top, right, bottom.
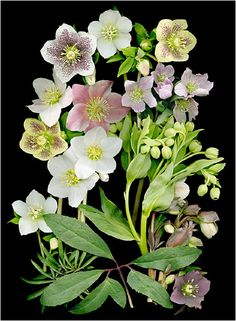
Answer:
88, 9, 132, 58
174, 179, 190, 200
47, 148, 99, 208
12, 190, 57, 235
27, 71, 72, 127
70, 126, 122, 179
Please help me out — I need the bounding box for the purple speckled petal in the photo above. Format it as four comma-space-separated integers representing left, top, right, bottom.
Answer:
175, 82, 188, 97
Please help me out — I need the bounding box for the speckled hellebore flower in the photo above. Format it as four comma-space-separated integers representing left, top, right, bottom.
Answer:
151, 63, 175, 99
27, 71, 73, 127
175, 68, 213, 98
41, 24, 96, 83
88, 9, 132, 59
70, 126, 122, 179
66, 80, 129, 132
170, 270, 211, 309
12, 190, 57, 235
122, 76, 157, 112
19, 118, 68, 161
47, 148, 99, 208
155, 19, 197, 62
173, 98, 199, 122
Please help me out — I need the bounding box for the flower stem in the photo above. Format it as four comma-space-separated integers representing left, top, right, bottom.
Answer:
139, 214, 149, 255
115, 262, 134, 309
132, 179, 144, 225
77, 194, 87, 222
124, 183, 140, 242
145, 53, 157, 62
37, 230, 46, 272
174, 151, 206, 167
57, 198, 63, 215
151, 158, 165, 180
147, 212, 157, 303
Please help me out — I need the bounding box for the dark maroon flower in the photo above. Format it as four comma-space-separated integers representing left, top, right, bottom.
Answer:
170, 270, 210, 309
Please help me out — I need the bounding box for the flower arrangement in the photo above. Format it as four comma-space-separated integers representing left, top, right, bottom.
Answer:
10, 8, 226, 317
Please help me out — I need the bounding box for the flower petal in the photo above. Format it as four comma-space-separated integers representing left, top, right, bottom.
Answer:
83, 173, 99, 190
143, 92, 157, 108
155, 42, 173, 63
43, 197, 58, 214
101, 136, 122, 158
172, 19, 188, 32
46, 122, 61, 135
12, 200, 30, 217
75, 159, 95, 179
97, 38, 117, 59
99, 9, 121, 25
175, 83, 188, 97
139, 76, 154, 90
19, 217, 38, 235
50, 136, 68, 156
72, 84, 90, 105
23, 118, 45, 134
27, 103, 49, 113
70, 136, 86, 157
55, 23, 77, 39
105, 93, 130, 122
60, 86, 73, 107
33, 148, 52, 161
77, 32, 97, 56
38, 218, 52, 233
19, 132, 41, 155
84, 126, 107, 146
26, 190, 45, 208
84, 120, 110, 132
94, 157, 116, 174
40, 40, 57, 64
156, 19, 173, 41
66, 104, 90, 131
131, 101, 146, 113
40, 105, 61, 127
76, 58, 96, 77
116, 16, 132, 32
47, 154, 72, 177
88, 80, 113, 99
33, 78, 55, 100
113, 33, 131, 50
178, 30, 197, 52
88, 21, 103, 38
68, 186, 86, 208
173, 105, 186, 122
48, 177, 69, 198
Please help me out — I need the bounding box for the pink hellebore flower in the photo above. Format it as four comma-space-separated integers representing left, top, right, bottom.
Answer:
151, 63, 175, 99
66, 80, 130, 132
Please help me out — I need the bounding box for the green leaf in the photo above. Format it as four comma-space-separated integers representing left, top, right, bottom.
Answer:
121, 150, 129, 171
131, 122, 140, 154
126, 153, 151, 184
156, 108, 172, 125
80, 195, 135, 241
44, 214, 114, 260
27, 288, 45, 301
122, 46, 137, 57
21, 277, 53, 285
134, 23, 149, 44
127, 270, 173, 309
106, 52, 124, 63
142, 163, 174, 216
70, 277, 126, 314
119, 114, 132, 152
41, 270, 103, 307
8, 217, 19, 224
93, 51, 100, 64
117, 57, 135, 77
133, 246, 202, 271
31, 260, 53, 279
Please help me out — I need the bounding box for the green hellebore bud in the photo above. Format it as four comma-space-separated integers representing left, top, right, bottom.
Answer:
173, 122, 185, 132
109, 124, 117, 134
189, 140, 202, 153
140, 39, 152, 51
210, 187, 220, 200
164, 128, 176, 138
165, 274, 175, 285
50, 237, 59, 250
205, 147, 219, 159
116, 121, 123, 131
165, 138, 175, 147
178, 271, 186, 276
164, 223, 175, 234
162, 146, 172, 159
150, 146, 160, 159
141, 145, 150, 154
185, 121, 195, 132
197, 184, 208, 197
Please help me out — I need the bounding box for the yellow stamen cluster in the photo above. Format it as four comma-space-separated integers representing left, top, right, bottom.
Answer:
87, 144, 103, 160
101, 25, 118, 40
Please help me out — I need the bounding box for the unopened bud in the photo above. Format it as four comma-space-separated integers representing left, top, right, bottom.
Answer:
158, 271, 165, 282
165, 274, 175, 285
166, 227, 190, 247
85, 70, 96, 85
178, 271, 186, 276
198, 211, 219, 223
99, 173, 109, 182
116, 121, 123, 131
162, 146, 172, 159
197, 184, 208, 197
136, 59, 150, 76
174, 122, 185, 132
150, 146, 160, 159
50, 237, 58, 250
189, 140, 202, 153
164, 128, 176, 138
188, 236, 203, 248
164, 222, 175, 234
210, 187, 220, 200
109, 124, 117, 134
141, 145, 150, 154
205, 147, 219, 159
185, 121, 195, 132
140, 39, 152, 51
174, 181, 190, 200
200, 222, 218, 239
165, 138, 175, 147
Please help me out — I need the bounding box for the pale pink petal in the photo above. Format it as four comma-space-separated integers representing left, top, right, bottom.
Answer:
175, 83, 188, 97
85, 120, 109, 133
156, 83, 173, 99
88, 80, 113, 99
124, 80, 136, 92
105, 93, 130, 122
66, 104, 89, 131
164, 65, 175, 78
72, 84, 90, 105
122, 93, 132, 107
143, 92, 157, 108
181, 68, 193, 84
139, 76, 154, 90
131, 101, 145, 113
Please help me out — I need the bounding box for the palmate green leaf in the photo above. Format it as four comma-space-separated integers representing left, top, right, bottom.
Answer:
119, 113, 132, 153
80, 189, 134, 241
127, 270, 173, 309
126, 153, 151, 184
117, 57, 135, 77
40, 270, 103, 307
133, 246, 202, 271
44, 214, 114, 260
70, 278, 126, 314
142, 163, 174, 217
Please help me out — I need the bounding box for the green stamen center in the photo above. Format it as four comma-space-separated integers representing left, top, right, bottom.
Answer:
130, 87, 144, 102
43, 87, 62, 105
101, 25, 118, 40
176, 99, 190, 111
61, 44, 81, 64
166, 33, 187, 51
186, 82, 197, 94
87, 144, 103, 160
63, 169, 79, 187
29, 207, 44, 220
157, 73, 166, 83
36, 133, 52, 148
86, 97, 109, 121
181, 279, 199, 297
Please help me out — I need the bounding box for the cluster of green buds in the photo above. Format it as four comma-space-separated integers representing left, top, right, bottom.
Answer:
108, 121, 123, 136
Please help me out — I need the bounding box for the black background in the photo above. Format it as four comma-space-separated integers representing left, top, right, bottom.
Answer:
1, 1, 235, 320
